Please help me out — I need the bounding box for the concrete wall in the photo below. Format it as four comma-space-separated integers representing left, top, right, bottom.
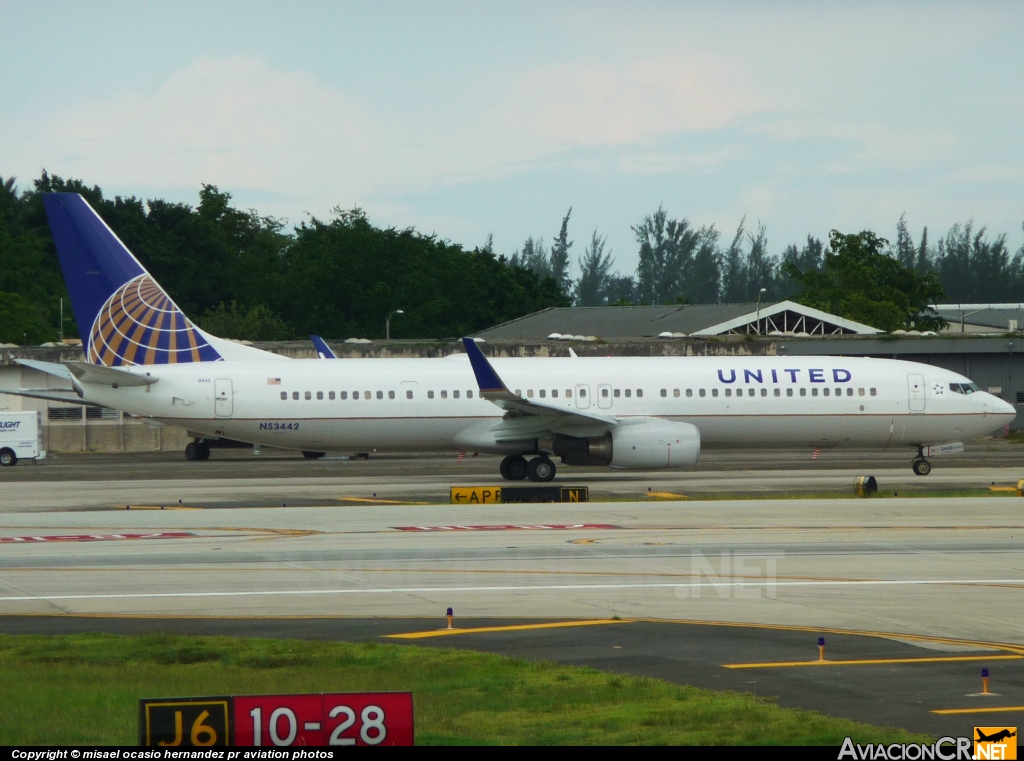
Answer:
4, 334, 1022, 452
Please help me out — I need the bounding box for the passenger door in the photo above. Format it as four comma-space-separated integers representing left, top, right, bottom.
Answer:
214, 378, 233, 418
907, 374, 925, 413
575, 384, 591, 409
597, 383, 612, 409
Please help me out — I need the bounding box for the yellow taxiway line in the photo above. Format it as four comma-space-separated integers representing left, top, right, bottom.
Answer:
932, 706, 1024, 715
385, 618, 630, 639
725, 655, 1024, 669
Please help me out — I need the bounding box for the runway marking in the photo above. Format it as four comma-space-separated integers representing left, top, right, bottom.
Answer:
0, 532, 194, 544
725, 655, 1024, 669
932, 706, 1024, 715
4, 577, 1024, 603
636, 618, 1024, 655
115, 505, 202, 510
393, 524, 620, 532
337, 497, 430, 505
644, 492, 689, 500
385, 619, 630, 639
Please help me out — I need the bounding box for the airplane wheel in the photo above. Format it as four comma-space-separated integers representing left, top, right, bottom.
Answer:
185, 442, 200, 461
198, 442, 211, 460
501, 455, 528, 481
527, 457, 556, 483
0, 448, 16, 467
302, 451, 326, 459
912, 458, 931, 476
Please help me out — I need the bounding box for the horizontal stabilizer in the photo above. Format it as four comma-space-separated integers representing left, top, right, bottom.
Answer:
65, 361, 158, 387
13, 358, 75, 381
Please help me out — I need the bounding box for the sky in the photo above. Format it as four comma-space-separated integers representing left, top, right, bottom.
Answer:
2, 1, 1023, 279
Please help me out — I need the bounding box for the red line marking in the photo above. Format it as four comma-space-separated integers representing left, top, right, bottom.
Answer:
0, 532, 194, 544
392, 524, 619, 532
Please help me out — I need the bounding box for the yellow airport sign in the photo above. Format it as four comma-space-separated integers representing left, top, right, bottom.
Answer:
450, 486, 589, 504
451, 486, 503, 504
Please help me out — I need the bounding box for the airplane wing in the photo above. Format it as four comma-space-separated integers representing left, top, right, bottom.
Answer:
310, 335, 337, 359
0, 389, 88, 404
461, 337, 617, 440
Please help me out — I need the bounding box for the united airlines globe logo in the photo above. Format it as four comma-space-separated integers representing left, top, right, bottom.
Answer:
87, 275, 222, 366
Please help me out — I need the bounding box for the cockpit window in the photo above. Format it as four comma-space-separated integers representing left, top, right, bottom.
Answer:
950, 382, 981, 395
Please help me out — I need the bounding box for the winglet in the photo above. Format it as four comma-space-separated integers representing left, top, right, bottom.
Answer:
462, 337, 511, 396
310, 335, 337, 359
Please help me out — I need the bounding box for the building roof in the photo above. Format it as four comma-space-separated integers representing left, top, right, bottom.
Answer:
933, 304, 1024, 334
474, 300, 882, 340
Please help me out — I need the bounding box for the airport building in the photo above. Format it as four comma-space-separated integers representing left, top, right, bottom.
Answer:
3, 301, 1024, 452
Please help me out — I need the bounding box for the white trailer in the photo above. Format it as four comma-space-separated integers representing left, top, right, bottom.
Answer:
0, 411, 45, 466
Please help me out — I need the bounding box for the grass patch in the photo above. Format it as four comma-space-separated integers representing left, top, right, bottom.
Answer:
0, 633, 929, 745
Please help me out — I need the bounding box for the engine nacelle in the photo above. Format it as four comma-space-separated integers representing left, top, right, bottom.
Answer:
609, 419, 700, 470
553, 419, 700, 470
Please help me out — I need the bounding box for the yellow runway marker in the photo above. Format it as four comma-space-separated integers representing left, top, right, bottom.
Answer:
932, 706, 1024, 715
644, 492, 689, 500
725, 655, 1024, 669
336, 497, 430, 505
386, 618, 630, 639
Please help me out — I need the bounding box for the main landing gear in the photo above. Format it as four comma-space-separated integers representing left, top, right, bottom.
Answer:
185, 440, 211, 461
499, 454, 556, 482
912, 448, 932, 476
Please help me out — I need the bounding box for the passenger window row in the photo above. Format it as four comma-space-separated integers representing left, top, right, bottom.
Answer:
426, 390, 475, 399
518, 389, 573, 399
280, 390, 417, 401
680, 386, 876, 398
279, 386, 878, 401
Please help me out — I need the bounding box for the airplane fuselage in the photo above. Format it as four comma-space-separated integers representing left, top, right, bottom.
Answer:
76, 354, 1012, 455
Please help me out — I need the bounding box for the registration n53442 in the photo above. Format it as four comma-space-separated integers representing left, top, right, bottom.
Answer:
259, 422, 300, 431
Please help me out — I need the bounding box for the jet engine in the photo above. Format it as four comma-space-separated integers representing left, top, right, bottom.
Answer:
553, 419, 700, 470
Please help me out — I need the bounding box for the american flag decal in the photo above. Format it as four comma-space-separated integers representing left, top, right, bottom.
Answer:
267, 378, 281, 385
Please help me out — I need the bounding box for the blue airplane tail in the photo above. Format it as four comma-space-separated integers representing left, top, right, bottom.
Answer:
310, 335, 337, 359
43, 193, 226, 366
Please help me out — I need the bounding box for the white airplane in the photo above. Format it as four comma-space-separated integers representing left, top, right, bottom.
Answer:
2, 193, 1015, 480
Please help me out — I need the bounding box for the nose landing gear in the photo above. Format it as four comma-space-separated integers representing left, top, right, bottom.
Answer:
499, 454, 556, 482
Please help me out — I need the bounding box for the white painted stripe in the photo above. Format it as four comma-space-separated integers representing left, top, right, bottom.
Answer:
1, 578, 1023, 603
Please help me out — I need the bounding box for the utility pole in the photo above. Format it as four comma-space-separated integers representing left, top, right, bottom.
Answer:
386, 309, 404, 340
755, 288, 767, 334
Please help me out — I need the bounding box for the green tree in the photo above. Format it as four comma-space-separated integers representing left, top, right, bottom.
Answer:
934, 221, 1022, 303
784, 230, 947, 332
719, 219, 747, 303
280, 208, 568, 339
0, 292, 56, 344
509, 236, 550, 279
548, 208, 573, 296
575, 230, 614, 306
634, 208, 717, 304
199, 302, 293, 341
